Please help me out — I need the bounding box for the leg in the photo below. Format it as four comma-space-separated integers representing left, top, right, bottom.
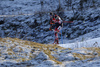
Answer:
54, 29, 59, 44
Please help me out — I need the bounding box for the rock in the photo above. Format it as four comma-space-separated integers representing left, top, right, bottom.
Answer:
58, 54, 75, 61
13, 47, 23, 52
20, 59, 39, 66
29, 59, 39, 65
36, 64, 53, 67
41, 60, 55, 65
34, 51, 49, 63
0, 20, 5, 25
36, 60, 55, 67
1, 62, 15, 67
65, 61, 83, 67
4, 29, 11, 35
0, 30, 5, 37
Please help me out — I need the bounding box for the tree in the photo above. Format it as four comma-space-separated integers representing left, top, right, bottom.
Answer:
68, 0, 72, 10
92, 0, 95, 7
79, 0, 84, 13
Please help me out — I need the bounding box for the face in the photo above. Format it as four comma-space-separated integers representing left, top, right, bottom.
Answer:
50, 15, 53, 18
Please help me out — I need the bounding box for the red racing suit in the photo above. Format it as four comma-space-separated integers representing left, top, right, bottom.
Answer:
51, 15, 62, 44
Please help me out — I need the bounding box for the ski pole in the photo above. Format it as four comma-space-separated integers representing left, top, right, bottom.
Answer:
60, 28, 63, 44
63, 21, 73, 23
60, 22, 63, 44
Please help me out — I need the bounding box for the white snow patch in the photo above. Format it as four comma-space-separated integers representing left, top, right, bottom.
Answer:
59, 37, 100, 48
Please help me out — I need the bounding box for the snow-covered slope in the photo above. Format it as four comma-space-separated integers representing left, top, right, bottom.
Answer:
0, 0, 100, 44
0, 37, 100, 67
60, 36, 100, 49
0, 0, 100, 67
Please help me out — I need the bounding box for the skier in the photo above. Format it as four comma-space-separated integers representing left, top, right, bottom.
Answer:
49, 12, 56, 31
49, 12, 63, 44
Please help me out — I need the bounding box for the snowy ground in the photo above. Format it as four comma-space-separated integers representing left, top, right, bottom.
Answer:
60, 36, 100, 48
0, 0, 100, 66
0, 0, 100, 44
0, 37, 100, 67
59, 28, 100, 48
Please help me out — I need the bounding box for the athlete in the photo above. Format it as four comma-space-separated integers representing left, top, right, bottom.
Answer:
49, 12, 63, 44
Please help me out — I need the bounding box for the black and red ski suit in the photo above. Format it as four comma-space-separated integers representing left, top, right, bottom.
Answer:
50, 15, 62, 44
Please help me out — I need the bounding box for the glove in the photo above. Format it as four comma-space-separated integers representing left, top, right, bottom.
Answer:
50, 22, 55, 24
49, 26, 52, 31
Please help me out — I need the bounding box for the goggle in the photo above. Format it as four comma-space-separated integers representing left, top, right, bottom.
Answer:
50, 15, 52, 17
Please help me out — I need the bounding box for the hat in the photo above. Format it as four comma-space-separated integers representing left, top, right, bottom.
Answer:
50, 12, 53, 16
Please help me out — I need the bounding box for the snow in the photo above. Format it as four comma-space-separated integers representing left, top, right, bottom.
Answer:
59, 37, 100, 48
0, 0, 100, 44
0, 36, 100, 67
0, 0, 100, 66
36, 60, 55, 67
